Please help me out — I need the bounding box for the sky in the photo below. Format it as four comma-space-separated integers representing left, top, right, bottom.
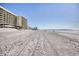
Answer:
0, 3, 79, 29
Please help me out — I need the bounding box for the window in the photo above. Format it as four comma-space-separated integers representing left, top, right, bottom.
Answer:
0, 14, 2, 16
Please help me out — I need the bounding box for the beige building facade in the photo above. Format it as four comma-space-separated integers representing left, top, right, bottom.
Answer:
0, 6, 27, 29
0, 6, 17, 28
16, 16, 27, 29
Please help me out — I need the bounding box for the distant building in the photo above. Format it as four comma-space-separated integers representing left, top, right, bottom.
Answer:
0, 6, 27, 29
16, 16, 27, 29
27, 26, 33, 30
32, 27, 38, 30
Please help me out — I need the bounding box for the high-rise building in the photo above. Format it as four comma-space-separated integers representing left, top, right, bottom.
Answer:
17, 16, 27, 29
0, 6, 27, 29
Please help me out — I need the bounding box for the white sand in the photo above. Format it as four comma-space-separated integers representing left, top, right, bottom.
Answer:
0, 29, 79, 56
0, 28, 18, 32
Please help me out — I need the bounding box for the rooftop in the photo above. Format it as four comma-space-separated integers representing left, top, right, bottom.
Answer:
0, 6, 16, 16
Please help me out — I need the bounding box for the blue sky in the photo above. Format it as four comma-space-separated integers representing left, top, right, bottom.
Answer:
0, 3, 79, 29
